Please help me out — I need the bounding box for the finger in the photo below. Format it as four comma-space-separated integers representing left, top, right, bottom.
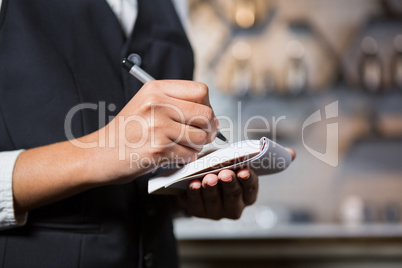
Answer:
159, 142, 198, 164
151, 99, 217, 143
176, 102, 216, 143
154, 99, 215, 130
183, 180, 205, 217
171, 100, 215, 130
147, 80, 212, 106
285, 147, 296, 161
219, 169, 245, 219
237, 168, 258, 205
166, 121, 213, 151
201, 174, 223, 220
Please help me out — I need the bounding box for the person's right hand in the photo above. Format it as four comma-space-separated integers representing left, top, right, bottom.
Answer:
98, 80, 218, 182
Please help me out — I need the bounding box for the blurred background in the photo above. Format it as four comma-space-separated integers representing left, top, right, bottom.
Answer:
173, 0, 402, 267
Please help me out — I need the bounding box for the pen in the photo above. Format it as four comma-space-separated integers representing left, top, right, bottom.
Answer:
122, 57, 229, 143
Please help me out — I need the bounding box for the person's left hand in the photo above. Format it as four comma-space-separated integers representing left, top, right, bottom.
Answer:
176, 168, 258, 220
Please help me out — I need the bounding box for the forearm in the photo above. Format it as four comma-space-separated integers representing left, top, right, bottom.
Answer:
12, 132, 120, 215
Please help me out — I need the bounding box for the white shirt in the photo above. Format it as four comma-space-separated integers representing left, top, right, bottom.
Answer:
0, 150, 25, 229
106, 0, 188, 36
0, 0, 188, 229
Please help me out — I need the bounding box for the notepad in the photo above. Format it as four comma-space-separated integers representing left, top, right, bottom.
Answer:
148, 137, 292, 194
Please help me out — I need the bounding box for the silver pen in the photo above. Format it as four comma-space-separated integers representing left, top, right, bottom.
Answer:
122, 57, 228, 143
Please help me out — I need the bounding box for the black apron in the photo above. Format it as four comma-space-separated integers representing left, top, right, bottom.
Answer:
0, 0, 194, 267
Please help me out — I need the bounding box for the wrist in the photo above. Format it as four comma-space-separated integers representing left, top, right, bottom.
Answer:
75, 130, 146, 186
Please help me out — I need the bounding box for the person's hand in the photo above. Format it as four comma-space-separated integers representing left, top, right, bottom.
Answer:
177, 168, 258, 220
91, 80, 217, 183
176, 148, 295, 220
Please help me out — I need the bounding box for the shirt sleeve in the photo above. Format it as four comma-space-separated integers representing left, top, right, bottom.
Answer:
0, 150, 27, 230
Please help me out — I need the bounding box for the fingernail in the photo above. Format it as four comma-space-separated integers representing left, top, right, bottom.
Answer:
190, 184, 199, 190
220, 175, 233, 183
240, 172, 250, 181
202, 174, 219, 188
203, 179, 218, 188
205, 181, 218, 187
190, 181, 201, 190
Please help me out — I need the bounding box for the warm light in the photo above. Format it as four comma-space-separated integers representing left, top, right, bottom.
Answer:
235, 4, 255, 28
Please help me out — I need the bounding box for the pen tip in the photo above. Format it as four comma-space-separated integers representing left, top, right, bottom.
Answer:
216, 132, 228, 143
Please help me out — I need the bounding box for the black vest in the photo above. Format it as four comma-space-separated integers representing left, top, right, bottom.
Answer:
0, 0, 194, 267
